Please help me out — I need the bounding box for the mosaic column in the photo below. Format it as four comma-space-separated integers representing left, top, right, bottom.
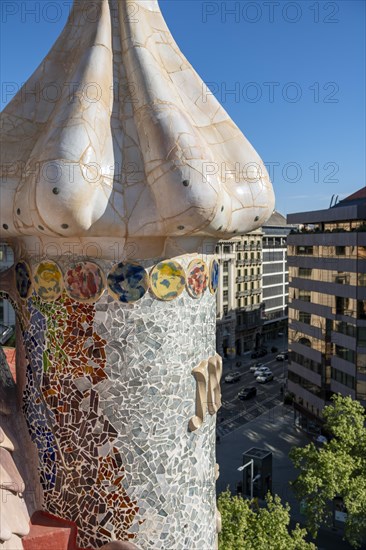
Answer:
10, 246, 222, 549
1, 0, 275, 548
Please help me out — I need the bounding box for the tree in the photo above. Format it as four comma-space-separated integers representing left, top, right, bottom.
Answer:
290, 394, 366, 548
217, 489, 315, 550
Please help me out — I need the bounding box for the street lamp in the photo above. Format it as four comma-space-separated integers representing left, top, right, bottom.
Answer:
237, 459, 259, 500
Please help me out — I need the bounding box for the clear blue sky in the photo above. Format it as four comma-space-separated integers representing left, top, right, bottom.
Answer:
1, 0, 365, 215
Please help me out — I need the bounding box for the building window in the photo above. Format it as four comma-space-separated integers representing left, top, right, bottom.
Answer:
298, 267, 312, 278
336, 297, 350, 316
299, 311, 311, 324
335, 246, 346, 255
335, 321, 356, 338
298, 337, 311, 347
357, 353, 366, 373
357, 300, 366, 319
356, 380, 366, 400
223, 290, 228, 300
288, 371, 323, 398
296, 246, 313, 255
299, 290, 311, 302
357, 327, 366, 347
223, 276, 228, 286
291, 352, 321, 374
223, 245, 231, 253
223, 305, 228, 315
331, 368, 355, 389
335, 345, 355, 364
223, 261, 229, 270
334, 272, 350, 284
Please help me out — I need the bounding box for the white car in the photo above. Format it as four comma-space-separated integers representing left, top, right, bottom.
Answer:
256, 371, 274, 383
224, 371, 241, 383
249, 362, 264, 373
253, 366, 271, 377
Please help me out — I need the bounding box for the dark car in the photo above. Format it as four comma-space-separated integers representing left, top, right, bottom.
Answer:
0, 324, 14, 345
238, 387, 257, 400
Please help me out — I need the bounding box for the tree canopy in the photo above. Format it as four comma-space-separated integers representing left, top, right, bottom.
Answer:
290, 394, 366, 548
217, 489, 315, 550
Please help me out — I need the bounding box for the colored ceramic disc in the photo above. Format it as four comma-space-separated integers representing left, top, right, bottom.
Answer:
186, 259, 208, 299
15, 260, 32, 299
107, 262, 149, 303
150, 261, 186, 301
209, 259, 219, 294
33, 261, 63, 301
65, 262, 105, 303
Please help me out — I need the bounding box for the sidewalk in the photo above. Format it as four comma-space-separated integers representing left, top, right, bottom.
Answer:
216, 404, 354, 549
216, 404, 304, 517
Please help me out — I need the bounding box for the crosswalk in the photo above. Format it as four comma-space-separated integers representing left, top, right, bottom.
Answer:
217, 394, 283, 438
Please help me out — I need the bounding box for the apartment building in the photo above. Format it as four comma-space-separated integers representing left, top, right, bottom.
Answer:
216, 230, 263, 357
287, 188, 366, 425
261, 211, 294, 342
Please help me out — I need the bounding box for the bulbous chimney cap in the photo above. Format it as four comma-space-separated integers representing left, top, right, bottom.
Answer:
0, 0, 275, 243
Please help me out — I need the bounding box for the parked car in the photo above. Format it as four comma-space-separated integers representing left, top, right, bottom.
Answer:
253, 366, 271, 377
249, 362, 264, 372
224, 371, 241, 383
0, 324, 14, 345
276, 352, 288, 361
238, 387, 257, 400
256, 371, 274, 383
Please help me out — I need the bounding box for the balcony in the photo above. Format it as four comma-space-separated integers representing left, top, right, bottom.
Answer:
237, 260, 251, 267
236, 290, 250, 298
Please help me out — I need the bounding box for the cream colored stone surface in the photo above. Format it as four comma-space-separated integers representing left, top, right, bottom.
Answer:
0, 0, 274, 249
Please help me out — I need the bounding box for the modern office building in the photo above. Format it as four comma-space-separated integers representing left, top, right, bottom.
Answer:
216, 230, 263, 357
261, 211, 294, 342
287, 188, 366, 425
0, 243, 15, 326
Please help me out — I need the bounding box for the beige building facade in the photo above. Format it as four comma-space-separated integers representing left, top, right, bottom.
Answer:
216, 230, 264, 357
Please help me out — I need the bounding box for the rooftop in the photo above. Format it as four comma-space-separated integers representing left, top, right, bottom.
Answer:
287, 187, 366, 225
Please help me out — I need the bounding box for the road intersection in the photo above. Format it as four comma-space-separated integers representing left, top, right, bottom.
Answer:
218, 353, 288, 438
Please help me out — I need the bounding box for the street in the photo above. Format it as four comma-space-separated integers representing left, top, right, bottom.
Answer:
218, 348, 287, 438
216, 343, 358, 549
